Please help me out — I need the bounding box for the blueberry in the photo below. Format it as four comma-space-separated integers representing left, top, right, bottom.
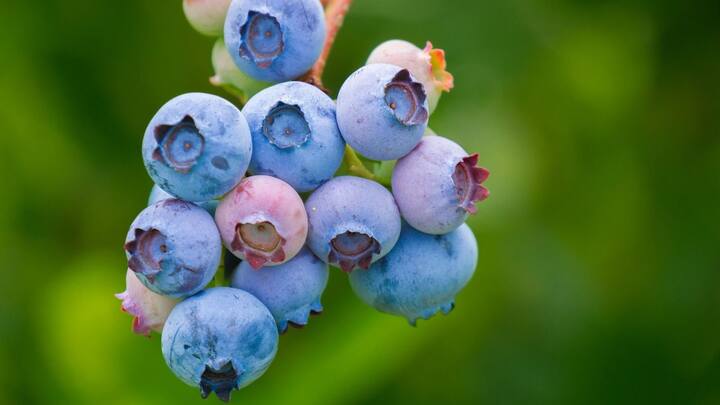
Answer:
231, 247, 328, 333
183, 0, 232, 36
392, 135, 490, 234
147, 184, 219, 216
162, 287, 278, 402
349, 222, 478, 325
336, 64, 428, 160
142, 93, 252, 202
115, 269, 178, 336
224, 0, 326, 83
367, 40, 454, 114
215, 175, 308, 269
124, 199, 221, 298
305, 176, 401, 272
242, 81, 345, 192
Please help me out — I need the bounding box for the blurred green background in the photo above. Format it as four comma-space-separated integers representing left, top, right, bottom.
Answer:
1, 0, 719, 404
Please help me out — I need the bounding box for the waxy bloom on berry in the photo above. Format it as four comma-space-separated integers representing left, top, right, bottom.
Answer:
392, 135, 489, 235
349, 223, 478, 325
162, 288, 278, 402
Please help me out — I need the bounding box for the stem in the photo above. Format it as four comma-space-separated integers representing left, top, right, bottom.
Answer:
304, 0, 353, 90
343, 146, 376, 180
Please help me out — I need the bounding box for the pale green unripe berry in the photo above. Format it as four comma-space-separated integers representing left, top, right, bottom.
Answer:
183, 0, 232, 36
210, 38, 269, 103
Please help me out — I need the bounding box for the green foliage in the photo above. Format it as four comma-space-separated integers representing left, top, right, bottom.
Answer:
1, 0, 719, 404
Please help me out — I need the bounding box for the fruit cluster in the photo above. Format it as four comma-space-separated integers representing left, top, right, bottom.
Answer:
117, 0, 490, 401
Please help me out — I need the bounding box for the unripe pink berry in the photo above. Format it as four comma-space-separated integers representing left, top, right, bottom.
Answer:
116, 269, 178, 336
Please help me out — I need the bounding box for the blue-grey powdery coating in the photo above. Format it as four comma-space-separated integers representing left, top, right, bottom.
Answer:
336, 64, 429, 160
224, 0, 326, 83
148, 184, 219, 216
305, 176, 402, 272
349, 223, 478, 325
392, 135, 490, 234
242, 81, 345, 192
161, 287, 278, 402
231, 247, 329, 333
142, 93, 252, 202
124, 199, 221, 298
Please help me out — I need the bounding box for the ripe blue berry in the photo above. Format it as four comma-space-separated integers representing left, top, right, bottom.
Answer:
336, 64, 428, 160
183, 0, 232, 36
224, 0, 326, 83
392, 135, 489, 234
305, 176, 401, 272
124, 199, 221, 298
231, 247, 328, 333
162, 287, 278, 402
349, 223, 478, 325
147, 184, 219, 215
142, 93, 252, 202
242, 81, 345, 192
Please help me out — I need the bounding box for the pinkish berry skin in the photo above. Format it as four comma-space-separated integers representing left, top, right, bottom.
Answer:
183, 0, 232, 36
116, 269, 178, 336
215, 175, 308, 269
367, 40, 454, 114
392, 135, 489, 235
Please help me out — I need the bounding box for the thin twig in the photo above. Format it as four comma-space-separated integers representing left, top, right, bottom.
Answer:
303, 0, 353, 91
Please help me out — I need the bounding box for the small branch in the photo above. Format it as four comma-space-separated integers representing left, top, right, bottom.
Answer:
303, 0, 353, 91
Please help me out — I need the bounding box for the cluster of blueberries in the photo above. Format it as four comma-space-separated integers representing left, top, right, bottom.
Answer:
116, 0, 490, 401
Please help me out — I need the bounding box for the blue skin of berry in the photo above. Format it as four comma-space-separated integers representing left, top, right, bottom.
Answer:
125, 200, 221, 298
148, 184, 219, 216
224, 0, 325, 83
336, 64, 429, 160
161, 287, 278, 400
349, 222, 478, 325
392, 135, 471, 234
305, 176, 401, 268
142, 93, 252, 202
231, 247, 328, 333
242, 81, 345, 192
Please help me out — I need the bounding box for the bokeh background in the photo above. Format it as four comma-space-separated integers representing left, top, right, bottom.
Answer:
1, 0, 719, 404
